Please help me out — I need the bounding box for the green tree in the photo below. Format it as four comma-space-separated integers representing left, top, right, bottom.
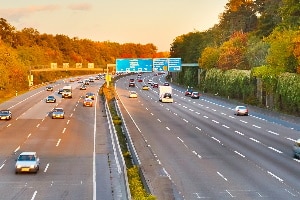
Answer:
199, 46, 220, 70
245, 35, 269, 68
265, 29, 298, 73
279, 0, 300, 30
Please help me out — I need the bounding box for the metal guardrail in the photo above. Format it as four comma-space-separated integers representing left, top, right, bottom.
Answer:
105, 100, 131, 200
114, 91, 151, 194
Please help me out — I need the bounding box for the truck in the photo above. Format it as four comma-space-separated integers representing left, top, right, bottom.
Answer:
62, 85, 72, 98
159, 85, 173, 103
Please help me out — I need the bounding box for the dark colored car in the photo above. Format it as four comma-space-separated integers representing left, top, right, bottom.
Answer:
185, 88, 193, 96
129, 82, 135, 87
163, 82, 170, 86
153, 83, 158, 88
85, 92, 95, 100
46, 95, 56, 103
52, 108, 65, 119
80, 85, 87, 90
293, 139, 300, 158
191, 92, 200, 99
0, 110, 12, 120
58, 88, 63, 94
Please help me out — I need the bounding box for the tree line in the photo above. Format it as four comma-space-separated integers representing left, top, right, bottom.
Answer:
169, 0, 300, 116
0, 17, 169, 99
1, 0, 299, 115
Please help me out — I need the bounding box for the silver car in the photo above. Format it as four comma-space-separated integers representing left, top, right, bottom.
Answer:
15, 152, 40, 174
234, 106, 249, 116
293, 139, 300, 158
52, 108, 65, 119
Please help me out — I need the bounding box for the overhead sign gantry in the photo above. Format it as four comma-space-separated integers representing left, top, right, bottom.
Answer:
116, 58, 181, 73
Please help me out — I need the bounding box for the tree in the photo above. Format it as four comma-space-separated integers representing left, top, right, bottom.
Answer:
279, 0, 300, 30
245, 35, 269, 68
265, 29, 298, 73
0, 18, 16, 47
255, 0, 282, 37
199, 47, 220, 70
217, 31, 249, 70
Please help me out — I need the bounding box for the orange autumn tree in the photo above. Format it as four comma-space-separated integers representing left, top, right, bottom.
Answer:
217, 31, 249, 70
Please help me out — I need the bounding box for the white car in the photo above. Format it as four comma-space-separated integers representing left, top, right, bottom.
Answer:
15, 152, 40, 174
234, 106, 249, 116
129, 91, 138, 98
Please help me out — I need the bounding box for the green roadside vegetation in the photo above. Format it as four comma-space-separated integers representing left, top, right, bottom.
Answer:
99, 79, 156, 200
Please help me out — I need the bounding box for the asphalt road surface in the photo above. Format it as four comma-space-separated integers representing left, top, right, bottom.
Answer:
0, 77, 124, 200
115, 72, 300, 200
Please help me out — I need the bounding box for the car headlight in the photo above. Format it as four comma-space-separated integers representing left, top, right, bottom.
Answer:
30, 165, 35, 169
16, 165, 22, 168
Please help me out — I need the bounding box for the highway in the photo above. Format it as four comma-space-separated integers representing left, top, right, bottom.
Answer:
0, 77, 122, 200
115, 73, 300, 200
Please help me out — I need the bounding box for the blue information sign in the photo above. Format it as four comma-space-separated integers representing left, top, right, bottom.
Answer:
153, 58, 168, 71
168, 58, 181, 72
116, 58, 181, 72
116, 59, 153, 72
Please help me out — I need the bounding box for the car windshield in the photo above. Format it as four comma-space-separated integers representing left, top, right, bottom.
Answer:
18, 155, 36, 161
48, 96, 54, 98
0, 110, 9, 114
54, 109, 63, 112
238, 106, 247, 109
193, 92, 199, 95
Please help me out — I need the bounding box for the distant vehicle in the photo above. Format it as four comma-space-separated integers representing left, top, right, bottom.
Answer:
148, 80, 153, 84
58, 88, 63, 94
84, 79, 90, 85
137, 79, 143, 82
69, 78, 75, 82
159, 86, 173, 103
163, 82, 170, 86
46, 86, 53, 91
78, 80, 83, 83
85, 92, 95, 100
89, 77, 94, 82
62, 85, 72, 98
142, 85, 149, 90
129, 91, 138, 98
191, 91, 200, 99
129, 82, 135, 87
0, 110, 12, 120
83, 98, 93, 107
153, 83, 158, 88
80, 84, 87, 90
52, 108, 65, 119
45, 95, 56, 103
234, 106, 249, 116
15, 152, 40, 174
185, 87, 193, 96
129, 78, 135, 82
293, 139, 300, 158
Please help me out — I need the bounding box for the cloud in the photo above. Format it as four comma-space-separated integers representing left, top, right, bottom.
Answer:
68, 3, 92, 11
0, 5, 60, 22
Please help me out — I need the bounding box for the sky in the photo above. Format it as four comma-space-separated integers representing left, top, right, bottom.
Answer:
0, 0, 228, 52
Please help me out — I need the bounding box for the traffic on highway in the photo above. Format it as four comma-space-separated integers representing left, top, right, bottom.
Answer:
115, 72, 300, 199
0, 72, 299, 200
0, 76, 124, 200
